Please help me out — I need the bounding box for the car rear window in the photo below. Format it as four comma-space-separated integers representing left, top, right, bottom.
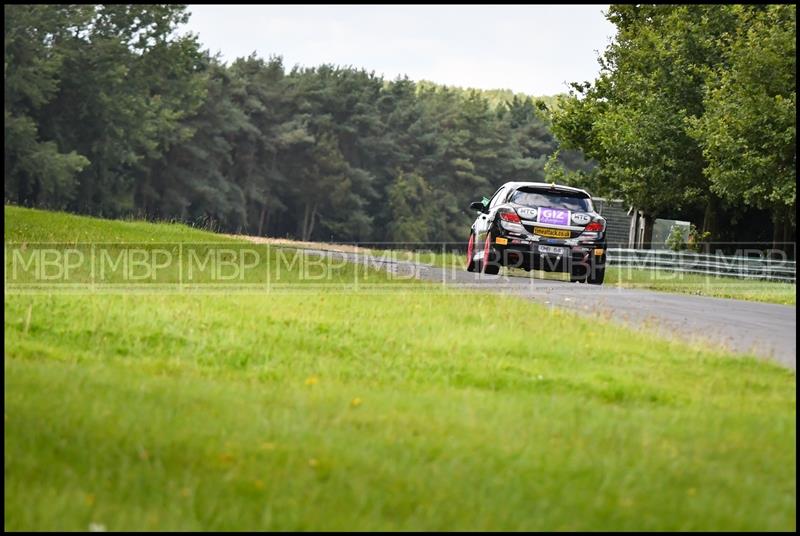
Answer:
509, 188, 593, 212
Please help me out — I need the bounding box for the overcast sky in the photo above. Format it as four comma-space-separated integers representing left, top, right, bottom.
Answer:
182, 5, 616, 96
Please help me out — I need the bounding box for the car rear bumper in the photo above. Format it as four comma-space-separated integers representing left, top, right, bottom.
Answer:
492, 239, 606, 272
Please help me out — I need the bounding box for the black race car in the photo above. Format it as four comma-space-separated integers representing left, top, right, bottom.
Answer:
466, 181, 606, 284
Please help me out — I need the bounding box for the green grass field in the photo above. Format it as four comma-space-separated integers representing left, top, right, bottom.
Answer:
4, 206, 797, 531
604, 267, 796, 305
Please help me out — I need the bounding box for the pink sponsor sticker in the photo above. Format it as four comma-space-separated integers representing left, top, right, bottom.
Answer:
538, 207, 570, 225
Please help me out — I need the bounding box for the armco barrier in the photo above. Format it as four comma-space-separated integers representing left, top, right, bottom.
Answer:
606, 248, 796, 283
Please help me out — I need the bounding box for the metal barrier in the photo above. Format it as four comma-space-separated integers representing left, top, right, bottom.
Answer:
606, 248, 796, 283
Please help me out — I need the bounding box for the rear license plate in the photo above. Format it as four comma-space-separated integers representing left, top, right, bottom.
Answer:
533, 227, 571, 238
538, 245, 564, 256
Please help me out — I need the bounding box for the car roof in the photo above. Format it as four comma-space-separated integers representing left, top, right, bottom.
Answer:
502, 181, 591, 197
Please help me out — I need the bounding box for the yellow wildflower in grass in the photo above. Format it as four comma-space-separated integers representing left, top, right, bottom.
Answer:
305, 376, 319, 386
350, 397, 363, 408
308, 458, 319, 468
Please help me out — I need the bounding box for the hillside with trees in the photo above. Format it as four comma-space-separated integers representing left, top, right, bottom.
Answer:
4, 4, 591, 244
5, 4, 795, 249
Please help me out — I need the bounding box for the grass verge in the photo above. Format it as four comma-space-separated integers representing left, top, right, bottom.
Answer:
4, 206, 797, 530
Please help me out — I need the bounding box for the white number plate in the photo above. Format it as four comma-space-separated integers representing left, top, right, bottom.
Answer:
537, 245, 564, 256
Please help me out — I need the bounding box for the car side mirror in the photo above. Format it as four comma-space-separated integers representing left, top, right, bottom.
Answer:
470, 201, 487, 212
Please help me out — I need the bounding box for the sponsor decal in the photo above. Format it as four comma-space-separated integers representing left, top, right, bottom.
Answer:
533, 227, 571, 238
571, 213, 591, 225
538, 207, 570, 226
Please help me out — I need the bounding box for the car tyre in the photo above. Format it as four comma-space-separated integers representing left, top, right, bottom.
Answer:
479, 232, 500, 275
466, 232, 476, 272
587, 265, 605, 285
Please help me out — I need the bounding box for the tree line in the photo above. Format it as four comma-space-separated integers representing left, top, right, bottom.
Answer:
551, 4, 796, 249
5, 5, 795, 250
5, 4, 591, 245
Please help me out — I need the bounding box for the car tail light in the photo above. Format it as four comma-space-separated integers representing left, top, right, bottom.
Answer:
585, 221, 604, 232
498, 210, 521, 224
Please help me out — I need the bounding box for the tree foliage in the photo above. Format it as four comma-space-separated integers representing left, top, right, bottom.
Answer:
551, 4, 796, 241
688, 5, 796, 224
5, 4, 592, 243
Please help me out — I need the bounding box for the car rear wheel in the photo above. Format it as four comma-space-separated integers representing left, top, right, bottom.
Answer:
587, 265, 605, 285
571, 255, 605, 284
466, 232, 476, 272
479, 232, 500, 275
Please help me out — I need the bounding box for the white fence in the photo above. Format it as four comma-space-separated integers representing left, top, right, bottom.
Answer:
606, 248, 796, 283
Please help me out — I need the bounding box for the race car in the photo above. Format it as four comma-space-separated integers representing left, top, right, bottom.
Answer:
466, 181, 606, 284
